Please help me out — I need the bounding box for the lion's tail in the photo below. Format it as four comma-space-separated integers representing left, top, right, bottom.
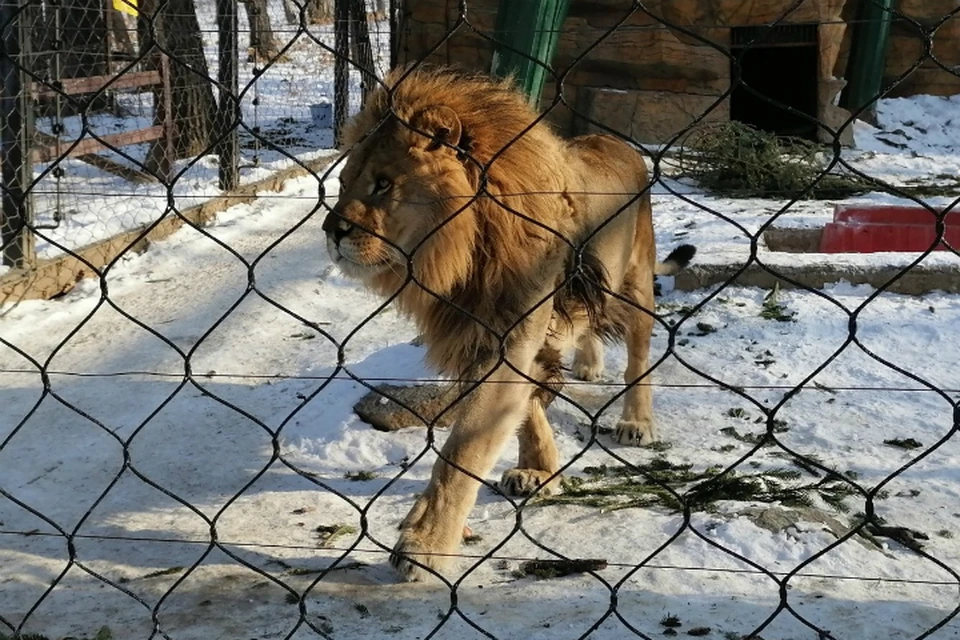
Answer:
655, 244, 697, 276
555, 249, 609, 328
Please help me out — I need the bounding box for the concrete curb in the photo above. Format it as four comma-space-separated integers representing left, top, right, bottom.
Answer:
1, 155, 337, 304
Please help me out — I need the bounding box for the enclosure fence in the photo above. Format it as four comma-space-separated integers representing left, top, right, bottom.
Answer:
1, 0, 388, 284
2, 0, 960, 639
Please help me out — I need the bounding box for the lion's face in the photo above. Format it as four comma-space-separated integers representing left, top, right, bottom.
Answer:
323, 140, 435, 280
322, 107, 478, 293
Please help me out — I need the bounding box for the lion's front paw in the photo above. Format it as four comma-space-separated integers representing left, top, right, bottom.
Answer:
614, 419, 658, 446
390, 531, 453, 582
499, 468, 560, 496
571, 360, 604, 382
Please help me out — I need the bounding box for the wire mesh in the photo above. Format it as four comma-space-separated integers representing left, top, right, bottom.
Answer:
2, 0, 960, 639
0, 0, 390, 269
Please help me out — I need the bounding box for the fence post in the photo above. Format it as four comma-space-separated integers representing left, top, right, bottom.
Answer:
841, 0, 894, 119
489, 0, 569, 107
388, 0, 398, 68
333, 0, 349, 146
348, 0, 376, 107
158, 53, 175, 183
216, 0, 239, 191
1, 0, 37, 268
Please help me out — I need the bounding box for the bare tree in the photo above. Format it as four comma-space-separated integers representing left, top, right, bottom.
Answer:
282, 0, 300, 25
307, 0, 334, 24
138, 0, 217, 169
243, 0, 281, 60
348, 0, 376, 104
281, 0, 333, 26
107, 10, 136, 61
30, 0, 110, 116
59, 0, 108, 78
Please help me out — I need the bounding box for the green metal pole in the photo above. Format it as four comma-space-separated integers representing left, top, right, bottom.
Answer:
841, 0, 894, 117
490, 0, 570, 107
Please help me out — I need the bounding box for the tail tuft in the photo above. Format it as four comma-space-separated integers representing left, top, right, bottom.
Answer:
655, 244, 696, 276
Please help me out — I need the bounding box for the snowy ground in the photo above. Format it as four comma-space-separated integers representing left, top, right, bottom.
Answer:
651, 93, 960, 272
2, 86, 960, 639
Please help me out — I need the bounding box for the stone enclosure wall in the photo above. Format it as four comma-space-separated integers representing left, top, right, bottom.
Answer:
396, 0, 960, 143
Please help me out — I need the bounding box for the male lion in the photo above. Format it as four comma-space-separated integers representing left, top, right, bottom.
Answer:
322, 66, 694, 581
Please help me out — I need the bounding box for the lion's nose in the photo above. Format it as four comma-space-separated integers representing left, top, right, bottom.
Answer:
322, 214, 355, 245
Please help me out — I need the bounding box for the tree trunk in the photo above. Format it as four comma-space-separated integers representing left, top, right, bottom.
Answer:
108, 9, 136, 61
59, 0, 108, 79
138, 0, 217, 169
32, 0, 109, 116
282, 0, 300, 25
307, 0, 334, 24
243, 0, 281, 60
348, 0, 377, 105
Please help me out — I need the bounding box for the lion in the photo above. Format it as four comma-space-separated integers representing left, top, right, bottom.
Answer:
322, 65, 695, 582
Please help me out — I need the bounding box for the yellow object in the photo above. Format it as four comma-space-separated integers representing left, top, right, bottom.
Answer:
113, 0, 138, 17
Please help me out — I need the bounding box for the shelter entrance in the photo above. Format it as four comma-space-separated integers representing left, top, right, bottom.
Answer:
730, 24, 820, 140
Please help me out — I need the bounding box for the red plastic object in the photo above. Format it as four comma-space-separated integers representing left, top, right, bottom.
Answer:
819, 204, 960, 253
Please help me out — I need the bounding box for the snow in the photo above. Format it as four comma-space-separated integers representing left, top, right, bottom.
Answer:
4, 12, 960, 640
651, 93, 960, 270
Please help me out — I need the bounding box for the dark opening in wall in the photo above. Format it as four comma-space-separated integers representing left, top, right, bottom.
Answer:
730, 24, 820, 140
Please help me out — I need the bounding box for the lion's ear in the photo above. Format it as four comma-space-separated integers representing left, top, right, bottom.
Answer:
411, 106, 462, 151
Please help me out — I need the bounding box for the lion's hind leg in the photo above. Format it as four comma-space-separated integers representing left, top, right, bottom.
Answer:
500, 346, 563, 496
613, 275, 658, 446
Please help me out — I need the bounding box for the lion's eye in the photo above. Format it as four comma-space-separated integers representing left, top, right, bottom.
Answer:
373, 176, 392, 195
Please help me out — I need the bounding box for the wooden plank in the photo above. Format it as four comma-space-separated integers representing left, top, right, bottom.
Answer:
658, 0, 845, 26
31, 126, 164, 163
447, 39, 494, 71
404, 1, 446, 25
886, 68, 960, 98
31, 70, 160, 99
557, 19, 663, 59
0, 155, 338, 303
1, 0, 37, 269
558, 56, 729, 95
884, 14, 960, 96
33, 130, 154, 183
450, 0, 497, 30
556, 25, 731, 94
540, 81, 578, 133
567, 0, 664, 27
159, 55, 175, 183
897, 0, 960, 19
577, 87, 728, 143
402, 21, 451, 58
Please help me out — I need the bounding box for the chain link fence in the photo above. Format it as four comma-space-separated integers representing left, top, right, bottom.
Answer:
2, 0, 960, 638
0, 0, 389, 281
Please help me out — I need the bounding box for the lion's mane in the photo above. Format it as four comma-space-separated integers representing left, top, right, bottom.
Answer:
341, 66, 586, 376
